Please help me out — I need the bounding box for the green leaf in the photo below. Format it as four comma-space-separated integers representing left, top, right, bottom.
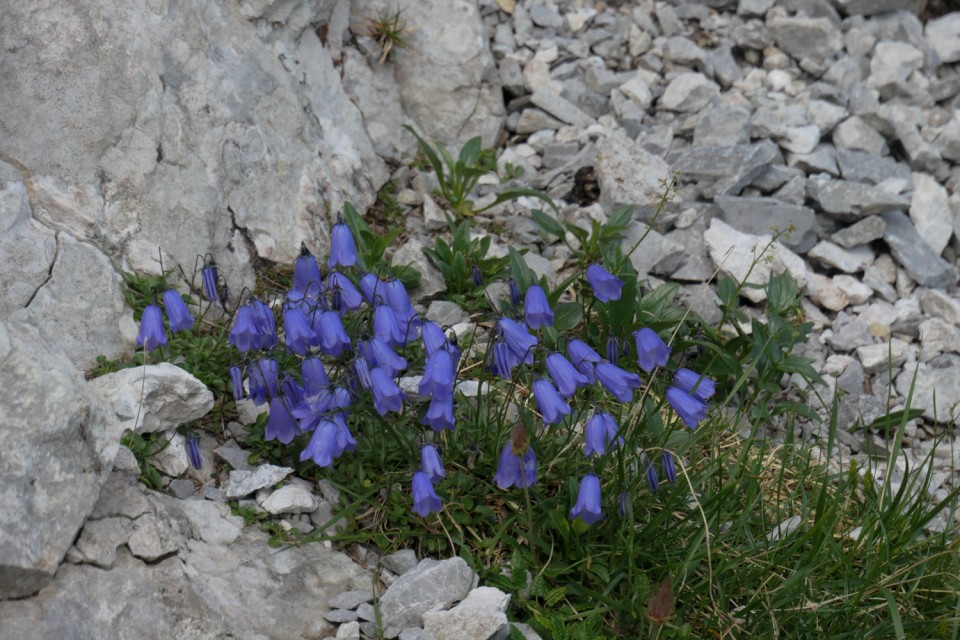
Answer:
509, 247, 533, 292
607, 205, 634, 228
530, 209, 565, 238
553, 302, 583, 332
458, 136, 482, 166
475, 188, 558, 214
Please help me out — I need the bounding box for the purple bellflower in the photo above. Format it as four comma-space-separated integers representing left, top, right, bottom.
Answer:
495, 424, 537, 489
420, 444, 446, 484
412, 471, 442, 517
644, 458, 660, 493
422, 395, 455, 432
328, 271, 363, 312
674, 368, 716, 402
373, 304, 405, 348
633, 328, 670, 373
584, 411, 623, 456
570, 474, 603, 525
283, 306, 317, 355
567, 339, 602, 383
498, 317, 537, 366
201, 257, 219, 302
300, 420, 340, 468
524, 284, 554, 329
331, 413, 357, 453
301, 357, 330, 396
369, 367, 406, 416
488, 341, 513, 380
663, 452, 677, 484
293, 245, 322, 294
666, 386, 708, 429
250, 299, 277, 350
228, 365, 244, 402
359, 272, 382, 304
595, 361, 641, 402
162, 289, 194, 333
419, 349, 455, 400
606, 336, 620, 365
585, 264, 624, 302
186, 434, 202, 471
136, 304, 168, 350
420, 321, 460, 362
353, 357, 373, 390
359, 336, 408, 377
471, 265, 483, 287
266, 396, 299, 444
329, 220, 358, 268
315, 310, 351, 356
532, 378, 572, 425
508, 278, 522, 307
228, 304, 258, 352
545, 353, 590, 398
247, 357, 280, 405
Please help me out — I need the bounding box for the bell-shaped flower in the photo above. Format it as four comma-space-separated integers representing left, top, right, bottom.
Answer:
300, 419, 340, 468
663, 452, 677, 484
666, 386, 708, 429
369, 367, 406, 416
301, 357, 330, 396
606, 336, 620, 365
359, 336, 407, 377
422, 395, 455, 432
228, 365, 244, 401
328, 271, 363, 313
420, 444, 446, 484
228, 304, 258, 352
250, 299, 278, 350
494, 442, 538, 489
359, 272, 382, 304
488, 341, 513, 380
186, 434, 202, 471
419, 349, 455, 400
570, 474, 603, 525
373, 304, 405, 348
266, 396, 299, 444
247, 357, 280, 405
567, 339, 602, 383
586, 264, 624, 302
331, 413, 357, 453
633, 328, 670, 373
136, 304, 168, 350
315, 310, 351, 357
354, 357, 373, 390
545, 353, 590, 398
524, 284, 554, 329
283, 306, 317, 355
674, 368, 716, 402
498, 317, 537, 366
383, 279, 420, 342
162, 289, 194, 333
595, 361, 641, 402
471, 265, 483, 287
584, 411, 622, 456
201, 258, 220, 302
532, 378, 572, 425
645, 459, 660, 493
412, 471, 442, 517
329, 220, 358, 268
508, 278, 521, 307
293, 246, 322, 294
332, 386, 352, 411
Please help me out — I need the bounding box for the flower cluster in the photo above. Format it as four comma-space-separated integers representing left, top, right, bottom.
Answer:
135, 288, 195, 350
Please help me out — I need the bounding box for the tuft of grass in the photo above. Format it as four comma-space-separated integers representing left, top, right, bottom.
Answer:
364, 7, 414, 64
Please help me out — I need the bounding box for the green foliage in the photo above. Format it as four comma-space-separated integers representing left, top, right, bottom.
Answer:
403, 125, 556, 218
342, 201, 421, 289
364, 6, 413, 64
530, 205, 633, 266
120, 431, 168, 490
422, 219, 510, 308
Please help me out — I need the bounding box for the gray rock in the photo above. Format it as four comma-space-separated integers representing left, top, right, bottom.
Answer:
393, 237, 447, 302
868, 42, 924, 100
658, 73, 720, 112
787, 144, 838, 175
167, 478, 198, 500
621, 223, 686, 277
66, 517, 132, 569
529, 4, 563, 29
714, 196, 816, 250
426, 301, 468, 327
920, 290, 960, 327
663, 37, 709, 73
830, 216, 886, 248
895, 357, 960, 422
379, 557, 478, 638
920, 319, 960, 360
832, 117, 888, 155
90, 363, 214, 435
151, 430, 189, 478
710, 44, 743, 88
382, 549, 420, 576
807, 241, 874, 274
516, 108, 566, 134
694, 102, 752, 147
834, 0, 921, 15
856, 338, 909, 374
325, 609, 359, 623
678, 284, 724, 326
738, 0, 776, 17
673, 141, 780, 199
399, 629, 438, 640
909, 173, 953, 256
0, 317, 116, 598
127, 513, 183, 562
881, 211, 958, 289
934, 118, 960, 163
329, 590, 374, 610
807, 178, 912, 220
422, 586, 510, 640
357, 602, 376, 621
925, 13, 960, 64
224, 464, 294, 499
835, 150, 909, 185
768, 15, 843, 65
337, 620, 362, 640
826, 313, 873, 351
259, 484, 318, 515
595, 132, 671, 214
530, 89, 595, 127
214, 442, 255, 472
806, 99, 849, 134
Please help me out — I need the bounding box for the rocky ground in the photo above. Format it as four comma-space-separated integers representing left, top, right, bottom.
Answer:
3, 0, 960, 638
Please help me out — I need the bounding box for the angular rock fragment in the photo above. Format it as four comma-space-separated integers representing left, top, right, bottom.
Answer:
714, 196, 816, 250
673, 141, 780, 199
881, 211, 957, 289
807, 178, 911, 220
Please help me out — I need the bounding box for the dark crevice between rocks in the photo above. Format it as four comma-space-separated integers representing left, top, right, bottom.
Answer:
23, 232, 60, 308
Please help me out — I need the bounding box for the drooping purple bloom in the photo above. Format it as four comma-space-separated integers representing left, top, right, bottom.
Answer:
228, 365, 244, 401
359, 336, 407, 377
420, 444, 446, 484
606, 336, 620, 365
633, 328, 670, 373
186, 434, 202, 471
619, 492, 631, 519
645, 459, 660, 493
354, 357, 373, 390
266, 396, 299, 444
471, 265, 483, 287
419, 350, 455, 400
328, 271, 363, 312
315, 310, 351, 356
586, 264, 624, 302
300, 419, 340, 468
488, 341, 513, 380
508, 278, 521, 307
201, 258, 220, 302
674, 368, 716, 402
422, 395, 455, 432
247, 358, 280, 405
567, 339, 602, 383
228, 304, 258, 353
331, 412, 357, 453
369, 367, 405, 416
281, 376, 304, 408
412, 471, 442, 517
373, 304, 405, 348
301, 357, 330, 396
494, 442, 538, 489
545, 353, 589, 398
283, 306, 317, 355
595, 361, 641, 402
666, 386, 708, 429
250, 299, 278, 350
420, 321, 448, 356
329, 221, 358, 268
524, 284, 554, 329
162, 289, 194, 333
293, 246, 322, 294
570, 474, 603, 525
136, 304, 168, 350
498, 317, 537, 366
331, 386, 352, 411
383, 279, 421, 341
532, 378, 572, 425
359, 272, 382, 304
584, 411, 622, 456
663, 452, 677, 484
